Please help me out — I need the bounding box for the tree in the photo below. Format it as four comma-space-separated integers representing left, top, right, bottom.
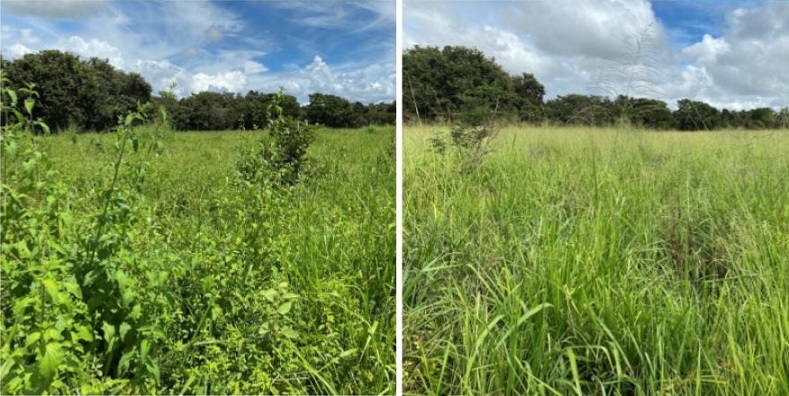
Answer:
366, 101, 396, 125
512, 73, 545, 123
304, 93, 356, 128
2, 50, 151, 132
545, 94, 614, 126
403, 45, 517, 123
674, 99, 721, 131
611, 95, 673, 129
172, 91, 240, 131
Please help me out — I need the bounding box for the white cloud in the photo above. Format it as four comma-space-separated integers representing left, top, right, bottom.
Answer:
131, 59, 248, 97
3, 0, 107, 19
405, 0, 789, 110
248, 55, 394, 104
57, 36, 125, 68
192, 71, 247, 93
405, 0, 670, 100
2, 1, 392, 104
682, 34, 729, 64
666, 3, 789, 108
5, 43, 34, 58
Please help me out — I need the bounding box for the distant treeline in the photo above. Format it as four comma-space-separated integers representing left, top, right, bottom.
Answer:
0, 50, 395, 132
404, 45, 789, 130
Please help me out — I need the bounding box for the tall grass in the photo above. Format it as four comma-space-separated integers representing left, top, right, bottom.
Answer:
2, 125, 395, 394
404, 125, 789, 395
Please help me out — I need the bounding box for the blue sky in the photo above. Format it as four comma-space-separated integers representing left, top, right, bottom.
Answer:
1, 0, 395, 104
405, 0, 789, 110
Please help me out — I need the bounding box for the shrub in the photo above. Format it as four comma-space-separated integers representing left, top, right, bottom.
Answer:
237, 88, 316, 186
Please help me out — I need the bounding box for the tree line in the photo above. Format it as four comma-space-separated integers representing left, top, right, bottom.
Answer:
1, 50, 395, 133
404, 45, 789, 130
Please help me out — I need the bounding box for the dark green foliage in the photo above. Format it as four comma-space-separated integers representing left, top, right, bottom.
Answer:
612, 95, 674, 130
404, 45, 789, 131
545, 94, 615, 126
162, 90, 391, 131
675, 99, 722, 131
237, 89, 316, 186
365, 101, 397, 125
304, 93, 358, 128
512, 72, 546, 123
171, 91, 240, 131
404, 45, 518, 122
2, 50, 151, 132
235, 90, 300, 131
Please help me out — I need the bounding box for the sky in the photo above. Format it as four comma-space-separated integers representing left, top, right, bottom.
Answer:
0, 0, 395, 104
405, 0, 789, 111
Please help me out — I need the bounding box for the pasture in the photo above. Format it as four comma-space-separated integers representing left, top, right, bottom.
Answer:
1, 125, 395, 394
404, 125, 789, 395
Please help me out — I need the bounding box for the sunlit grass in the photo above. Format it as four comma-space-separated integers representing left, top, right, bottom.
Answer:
5, 126, 395, 394
404, 125, 789, 395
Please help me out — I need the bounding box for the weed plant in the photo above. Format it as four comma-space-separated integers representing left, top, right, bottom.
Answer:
404, 125, 789, 395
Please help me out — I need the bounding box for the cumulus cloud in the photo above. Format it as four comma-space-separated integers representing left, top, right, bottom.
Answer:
2, 0, 107, 19
682, 34, 729, 64
5, 43, 34, 58
192, 71, 247, 93
131, 59, 247, 97
2, 1, 393, 104
249, 55, 394, 104
678, 3, 789, 106
405, 0, 670, 100
57, 36, 125, 68
405, 0, 789, 109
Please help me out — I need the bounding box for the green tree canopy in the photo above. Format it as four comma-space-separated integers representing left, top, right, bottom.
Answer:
304, 93, 357, 128
2, 50, 151, 132
404, 45, 518, 123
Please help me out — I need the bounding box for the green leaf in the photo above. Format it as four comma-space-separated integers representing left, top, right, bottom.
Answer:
338, 348, 358, 358
38, 342, 63, 381
74, 325, 93, 342
42, 279, 61, 304
117, 351, 134, 375
280, 326, 299, 339
36, 121, 50, 135
119, 322, 132, 341
25, 332, 41, 348
262, 289, 277, 302
103, 322, 116, 343
5, 89, 17, 106
5, 141, 18, 156
128, 304, 142, 320
24, 98, 34, 116
140, 339, 150, 360
277, 301, 292, 315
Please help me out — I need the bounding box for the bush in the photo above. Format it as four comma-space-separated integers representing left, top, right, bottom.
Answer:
237, 88, 316, 186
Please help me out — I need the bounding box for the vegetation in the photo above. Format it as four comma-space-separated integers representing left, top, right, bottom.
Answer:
1, 50, 151, 132
404, 45, 789, 130
404, 124, 789, 395
1, 50, 396, 133
1, 80, 395, 394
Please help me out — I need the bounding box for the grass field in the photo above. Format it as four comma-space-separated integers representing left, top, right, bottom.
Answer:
404, 125, 789, 395
2, 125, 395, 394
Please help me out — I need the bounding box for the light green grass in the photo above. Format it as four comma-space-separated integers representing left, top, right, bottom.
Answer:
404, 125, 789, 395
2, 127, 395, 394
